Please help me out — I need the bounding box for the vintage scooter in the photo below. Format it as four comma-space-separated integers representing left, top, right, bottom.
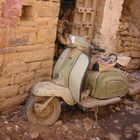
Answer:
25, 35, 129, 126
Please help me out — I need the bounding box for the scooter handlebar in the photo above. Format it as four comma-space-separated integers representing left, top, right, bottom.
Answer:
90, 45, 105, 53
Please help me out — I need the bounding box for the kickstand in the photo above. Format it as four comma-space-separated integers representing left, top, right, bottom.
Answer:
94, 106, 99, 122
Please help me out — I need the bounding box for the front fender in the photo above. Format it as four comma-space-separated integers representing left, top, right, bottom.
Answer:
32, 82, 76, 106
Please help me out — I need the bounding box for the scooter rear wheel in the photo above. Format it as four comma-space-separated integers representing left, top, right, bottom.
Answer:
25, 96, 61, 126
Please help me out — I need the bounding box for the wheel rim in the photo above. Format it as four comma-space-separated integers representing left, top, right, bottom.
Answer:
33, 99, 56, 121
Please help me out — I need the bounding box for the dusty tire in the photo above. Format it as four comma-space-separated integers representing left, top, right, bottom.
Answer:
25, 96, 61, 126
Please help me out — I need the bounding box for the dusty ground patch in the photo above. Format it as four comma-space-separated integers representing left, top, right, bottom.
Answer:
0, 96, 139, 140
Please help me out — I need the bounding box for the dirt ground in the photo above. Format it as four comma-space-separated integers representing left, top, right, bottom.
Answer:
0, 95, 139, 140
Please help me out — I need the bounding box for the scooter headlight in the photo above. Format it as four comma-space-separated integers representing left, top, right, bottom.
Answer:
67, 35, 75, 47
67, 35, 89, 50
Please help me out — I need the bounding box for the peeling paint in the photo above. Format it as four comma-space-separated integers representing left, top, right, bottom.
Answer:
0, 0, 23, 27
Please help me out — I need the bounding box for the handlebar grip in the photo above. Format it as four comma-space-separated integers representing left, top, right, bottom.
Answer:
94, 47, 105, 53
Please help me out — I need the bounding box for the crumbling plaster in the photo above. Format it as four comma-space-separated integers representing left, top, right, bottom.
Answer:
99, 0, 124, 53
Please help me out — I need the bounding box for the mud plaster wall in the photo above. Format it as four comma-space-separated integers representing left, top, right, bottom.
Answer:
116, 0, 140, 72
93, 0, 106, 46
93, 0, 124, 54
0, 0, 60, 112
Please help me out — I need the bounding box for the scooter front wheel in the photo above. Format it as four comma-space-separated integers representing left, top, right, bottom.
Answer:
25, 96, 61, 126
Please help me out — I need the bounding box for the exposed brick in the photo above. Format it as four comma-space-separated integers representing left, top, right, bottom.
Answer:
19, 85, 25, 95
25, 77, 49, 91
28, 61, 42, 71
2, 61, 28, 76
37, 27, 48, 43
34, 17, 49, 26
0, 77, 11, 88
15, 44, 49, 52
0, 47, 16, 54
0, 55, 3, 67
9, 34, 28, 46
23, 0, 35, 5
28, 32, 37, 45
0, 93, 28, 112
46, 28, 57, 43
3, 48, 54, 65
15, 72, 34, 84
16, 26, 38, 33
0, 85, 20, 98
42, 60, 53, 68
18, 49, 54, 63
130, 51, 140, 58
34, 67, 52, 78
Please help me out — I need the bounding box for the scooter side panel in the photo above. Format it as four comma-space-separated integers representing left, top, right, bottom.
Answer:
69, 54, 89, 102
32, 82, 76, 105
53, 48, 71, 79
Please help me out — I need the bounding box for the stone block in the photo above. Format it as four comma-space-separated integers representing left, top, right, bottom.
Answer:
15, 44, 42, 52
0, 77, 11, 88
18, 49, 54, 63
16, 26, 38, 33
125, 63, 139, 70
10, 75, 16, 85
34, 17, 49, 26
37, 4, 53, 18
23, 0, 35, 5
36, 2, 59, 18
3, 48, 54, 65
19, 85, 25, 95
0, 55, 3, 67
46, 28, 57, 43
130, 51, 140, 58
19, 81, 29, 86
0, 85, 20, 98
0, 93, 28, 112
0, 47, 16, 55
28, 61, 42, 71
28, 32, 37, 45
130, 59, 140, 64
8, 33, 28, 47
42, 60, 53, 68
34, 67, 52, 78
124, 47, 140, 51
2, 61, 28, 76
25, 77, 49, 91
15, 72, 34, 84
37, 27, 48, 43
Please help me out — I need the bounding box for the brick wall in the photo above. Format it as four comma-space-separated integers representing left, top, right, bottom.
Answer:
0, 0, 60, 112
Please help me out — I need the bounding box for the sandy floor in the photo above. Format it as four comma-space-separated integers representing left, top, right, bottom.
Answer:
0, 96, 139, 140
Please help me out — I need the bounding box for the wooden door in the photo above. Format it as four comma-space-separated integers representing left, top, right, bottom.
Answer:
71, 0, 97, 39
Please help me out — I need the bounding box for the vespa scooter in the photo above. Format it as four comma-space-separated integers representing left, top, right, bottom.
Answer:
25, 35, 129, 126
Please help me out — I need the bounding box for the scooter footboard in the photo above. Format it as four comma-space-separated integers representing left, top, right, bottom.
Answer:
80, 97, 121, 108
32, 82, 75, 105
